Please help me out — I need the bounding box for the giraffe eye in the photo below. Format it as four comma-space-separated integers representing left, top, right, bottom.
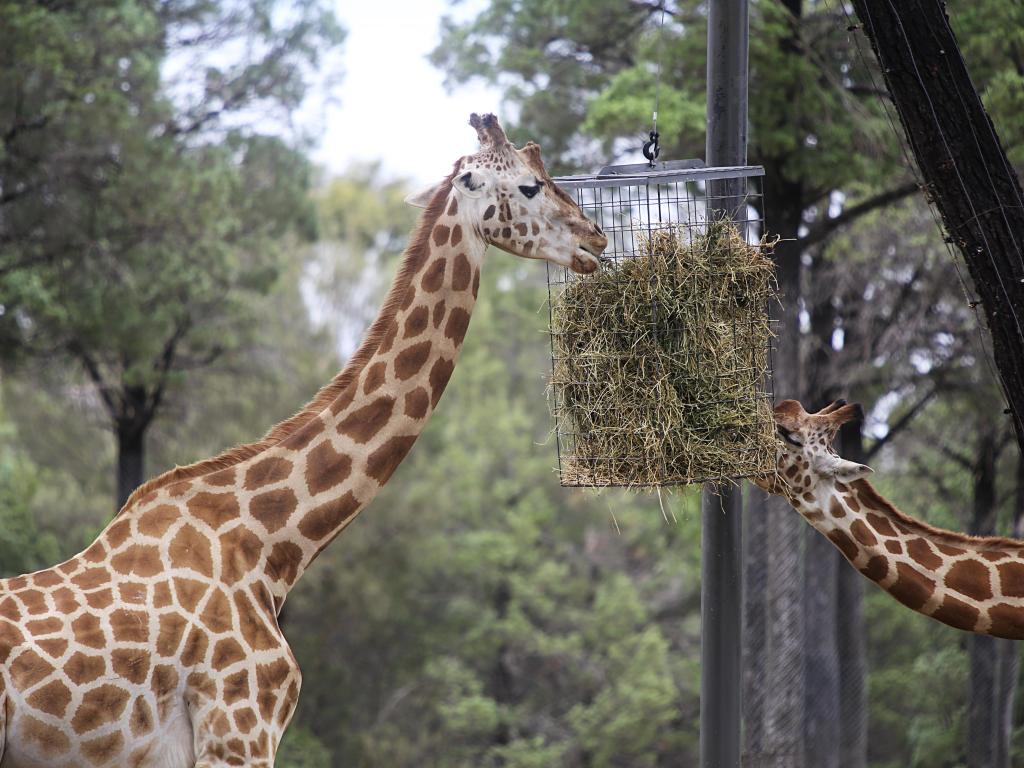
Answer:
778, 425, 803, 447
518, 181, 543, 199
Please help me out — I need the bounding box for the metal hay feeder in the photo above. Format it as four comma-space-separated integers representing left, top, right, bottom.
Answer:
546, 161, 776, 488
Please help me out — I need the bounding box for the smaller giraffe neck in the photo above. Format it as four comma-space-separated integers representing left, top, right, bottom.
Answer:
798, 479, 1024, 638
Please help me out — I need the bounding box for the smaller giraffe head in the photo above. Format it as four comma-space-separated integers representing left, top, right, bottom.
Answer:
755, 398, 873, 499
406, 113, 608, 273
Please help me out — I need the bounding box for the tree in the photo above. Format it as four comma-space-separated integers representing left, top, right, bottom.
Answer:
849, 0, 1024, 448
430, 2, 1023, 765
0, 0, 343, 509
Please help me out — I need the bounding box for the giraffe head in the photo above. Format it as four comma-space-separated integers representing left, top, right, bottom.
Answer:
406, 113, 608, 274
755, 398, 873, 499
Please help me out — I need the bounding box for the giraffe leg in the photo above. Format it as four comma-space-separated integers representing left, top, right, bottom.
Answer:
186, 651, 302, 768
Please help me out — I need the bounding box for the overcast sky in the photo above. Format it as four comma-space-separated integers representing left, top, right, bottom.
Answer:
311, 0, 500, 186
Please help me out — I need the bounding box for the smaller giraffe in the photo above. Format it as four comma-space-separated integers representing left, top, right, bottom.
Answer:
756, 399, 1024, 639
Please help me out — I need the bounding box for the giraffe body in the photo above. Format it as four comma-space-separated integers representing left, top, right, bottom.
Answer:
761, 399, 1024, 639
0, 114, 606, 766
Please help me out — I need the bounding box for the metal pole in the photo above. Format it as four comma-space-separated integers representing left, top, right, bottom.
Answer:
701, 0, 749, 766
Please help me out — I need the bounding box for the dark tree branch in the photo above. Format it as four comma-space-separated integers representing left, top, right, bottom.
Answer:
864, 385, 937, 461
71, 343, 119, 420
802, 181, 920, 249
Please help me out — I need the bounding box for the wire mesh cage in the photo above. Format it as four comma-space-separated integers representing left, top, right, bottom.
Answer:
546, 163, 776, 487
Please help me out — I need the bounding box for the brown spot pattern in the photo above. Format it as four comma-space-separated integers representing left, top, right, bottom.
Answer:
72, 684, 130, 733
866, 512, 897, 537
884, 540, 904, 555
169, 524, 214, 578
27, 679, 72, 717
859, 555, 889, 582
219, 526, 263, 586
395, 341, 433, 380
110, 608, 148, 642
907, 538, 943, 570
997, 561, 1024, 597
298, 492, 361, 541
988, 604, 1024, 638
363, 361, 387, 394
945, 559, 993, 601
930, 595, 980, 631
429, 357, 455, 407
445, 307, 472, 344
188, 492, 241, 530
405, 387, 430, 419
200, 588, 233, 634
422, 259, 446, 292
849, 520, 878, 547
267, 541, 305, 585
452, 253, 472, 291
244, 457, 293, 490
338, 397, 395, 444
138, 505, 179, 537
827, 529, 859, 562
112, 647, 150, 684
111, 544, 162, 578
366, 436, 418, 485
65, 652, 105, 686
889, 563, 935, 610
251, 489, 298, 534
404, 305, 430, 338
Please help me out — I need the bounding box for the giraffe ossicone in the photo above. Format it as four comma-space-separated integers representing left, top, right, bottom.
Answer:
0, 113, 606, 767
758, 398, 1024, 639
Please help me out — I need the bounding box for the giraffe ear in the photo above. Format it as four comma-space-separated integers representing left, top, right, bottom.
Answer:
833, 459, 873, 483
404, 182, 445, 209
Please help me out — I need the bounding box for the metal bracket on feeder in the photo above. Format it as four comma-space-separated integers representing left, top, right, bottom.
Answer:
596, 158, 705, 177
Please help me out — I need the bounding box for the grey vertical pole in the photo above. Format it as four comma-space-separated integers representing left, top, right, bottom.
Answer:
701, 0, 748, 766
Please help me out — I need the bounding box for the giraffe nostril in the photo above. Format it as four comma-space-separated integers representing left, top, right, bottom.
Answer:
594, 222, 604, 235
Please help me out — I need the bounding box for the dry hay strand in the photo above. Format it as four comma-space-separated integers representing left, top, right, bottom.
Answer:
549, 217, 778, 487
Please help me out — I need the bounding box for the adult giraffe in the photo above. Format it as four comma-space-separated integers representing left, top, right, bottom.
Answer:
0, 114, 607, 767
758, 398, 1024, 639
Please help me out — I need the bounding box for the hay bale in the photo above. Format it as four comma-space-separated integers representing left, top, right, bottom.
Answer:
549, 218, 777, 487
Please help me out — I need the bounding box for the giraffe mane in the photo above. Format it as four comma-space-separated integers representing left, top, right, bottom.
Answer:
119, 161, 462, 515
852, 479, 1024, 551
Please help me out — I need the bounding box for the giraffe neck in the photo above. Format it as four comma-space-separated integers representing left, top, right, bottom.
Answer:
174, 189, 487, 609
796, 479, 1024, 638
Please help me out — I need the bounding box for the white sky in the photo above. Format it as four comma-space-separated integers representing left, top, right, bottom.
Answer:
311, 0, 501, 186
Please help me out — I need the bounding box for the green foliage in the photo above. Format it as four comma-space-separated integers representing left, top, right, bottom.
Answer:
276, 725, 333, 768
0, 407, 59, 576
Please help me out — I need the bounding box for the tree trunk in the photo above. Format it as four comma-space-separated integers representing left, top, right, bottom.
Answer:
743, 485, 769, 761
116, 422, 145, 512
836, 423, 868, 768
992, 453, 1024, 767
992, 637, 1018, 768
802, 273, 841, 768
802, 530, 839, 768
967, 432, 999, 768
849, 0, 1024, 449
743, 172, 805, 767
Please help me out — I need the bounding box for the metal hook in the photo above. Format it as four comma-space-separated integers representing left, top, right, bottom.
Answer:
642, 130, 660, 166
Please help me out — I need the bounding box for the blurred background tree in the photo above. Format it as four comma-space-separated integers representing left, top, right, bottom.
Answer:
0, 0, 341, 508
1, 0, 1023, 766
